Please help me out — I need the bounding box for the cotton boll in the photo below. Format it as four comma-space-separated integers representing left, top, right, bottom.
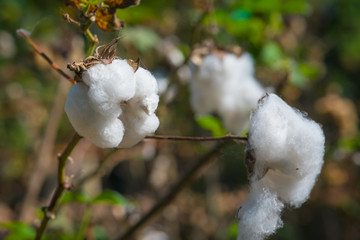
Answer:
82, 59, 136, 118
119, 112, 160, 148
65, 83, 124, 148
190, 51, 264, 132
237, 185, 284, 240
248, 93, 325, 205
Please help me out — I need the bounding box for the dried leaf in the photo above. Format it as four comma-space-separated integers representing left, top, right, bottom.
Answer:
126, 58, 140, 72
104, 0, 141, 8
95, 8, 124, 31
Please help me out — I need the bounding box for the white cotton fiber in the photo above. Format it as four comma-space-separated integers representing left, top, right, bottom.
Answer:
248, 94, 325, 205
82, 59, 136, 118
237, 93, 325, 240
132, 67, 160, 115
237, 185, 284, 240
65, 61, 160, 148
255, 168, 321, 207
118, 67, 160, 148
190, 54, 225, 114
190, 52, 264, 133
64, 83, 124, 148
219, 76, 264, 133
119, 112, 160, 148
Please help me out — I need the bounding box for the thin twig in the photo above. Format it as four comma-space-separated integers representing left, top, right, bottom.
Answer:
35, 133, 82, 240
145, 134, 247, 142
76, 135, 246, 188
117, 141, 228, 240
16, 29, 76, 84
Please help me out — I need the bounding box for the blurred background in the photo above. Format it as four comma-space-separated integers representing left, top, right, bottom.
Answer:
0, 0, 359, 239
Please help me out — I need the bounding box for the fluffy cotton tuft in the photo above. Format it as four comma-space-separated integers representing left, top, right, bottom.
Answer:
190, 52, 264, 133
82, 59, 136, 118
65, 61, 160, 148
237, 185, 284, 240
248, 93, 325, 206
119, 67, 160, 148
65, 83, 124, 148
237, 93, 325, 240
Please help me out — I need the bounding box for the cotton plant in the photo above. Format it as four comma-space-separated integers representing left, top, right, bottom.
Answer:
65, 40, 160, 148
237, 93, 325, 240
189, 45, 265, 134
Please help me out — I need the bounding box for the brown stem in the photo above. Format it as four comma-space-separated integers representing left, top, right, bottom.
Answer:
35, 133, 81, 240
76, 135, 246, 189
145, 134, 247, 142
16, 29, 76, 84
117, 141, 228, 240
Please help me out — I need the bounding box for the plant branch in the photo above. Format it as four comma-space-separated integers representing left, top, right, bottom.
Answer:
145, 134, 247, 142
117, 141, 228, 240
75, 135, 246, 190
35, 133, 81, 240
16, 29, 76, 84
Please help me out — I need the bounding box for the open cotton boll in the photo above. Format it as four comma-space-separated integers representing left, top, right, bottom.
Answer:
237, 93, 325, 239
237, 185, 284, 240
82, 59, 136, 118
190, 51, 264, 133
65, 83, 124, 148
247, 93, 325, 205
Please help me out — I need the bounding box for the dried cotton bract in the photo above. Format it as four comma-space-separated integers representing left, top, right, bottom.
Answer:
65, 59, 159, 148
237, 94, 325, 240
190, 50, 264, 133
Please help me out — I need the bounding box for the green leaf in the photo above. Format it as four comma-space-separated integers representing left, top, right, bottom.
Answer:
196, 115, 227, 137
282, 0, 311, 14
298, 61, 320, 80
230, 9, 251, 20
93, 225, 108, 240
61, 191, 91, 205
89, 0, 105, 5
260, 41, 283, 66
119, 26, 160, 52
1, 222, 35, 240
92, 190, 130, 205
226, 222, 238, 240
